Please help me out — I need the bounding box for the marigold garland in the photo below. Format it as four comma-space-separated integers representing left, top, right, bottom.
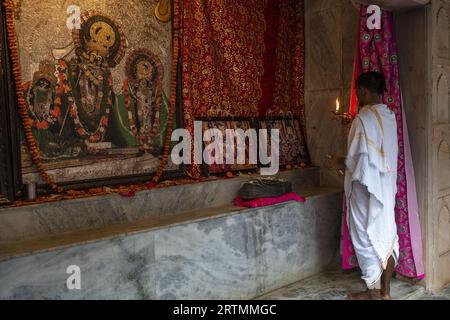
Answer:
24, 82, 61, 130
147, 0, 181, 189
4, 0, 61, 192
4, 0, 181, 194
66, 67, 113, 143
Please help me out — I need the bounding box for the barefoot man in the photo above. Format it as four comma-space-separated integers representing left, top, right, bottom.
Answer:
333, 72, 399, 300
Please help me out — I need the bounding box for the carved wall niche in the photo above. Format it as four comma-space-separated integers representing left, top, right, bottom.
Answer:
437, 3, 450, 60
438, 139, 450, 191
438, 204, 450, 256
439, 142, 450, 196
436, 71, 449, 123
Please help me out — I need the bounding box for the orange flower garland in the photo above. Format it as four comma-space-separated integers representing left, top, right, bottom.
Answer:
147, 0, 181, 189
4, 0, 61, 192
4, 0, 181, 194
123, 79, 163, 150
24, 82, 62, 130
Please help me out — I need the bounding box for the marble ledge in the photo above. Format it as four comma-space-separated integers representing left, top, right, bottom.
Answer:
0, 168, 321, 242
0, 186, 343, 263
0, 168, 320, 214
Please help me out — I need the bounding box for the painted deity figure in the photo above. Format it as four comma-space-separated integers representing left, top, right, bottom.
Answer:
26, 61, 58, 129
233, 121, 255, 171
112, 49, 163, 153
282, 122, 299, 164
202, 121, 232, 174
24, 61, 63, 157
64, 13, 126, 146
263, 120, 283, 161
24, 11, 126, 158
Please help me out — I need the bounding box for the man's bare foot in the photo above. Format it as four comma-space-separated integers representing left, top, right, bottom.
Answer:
380, 293, 392, 300
381, 256, 396, 301
347, 289, 382, 300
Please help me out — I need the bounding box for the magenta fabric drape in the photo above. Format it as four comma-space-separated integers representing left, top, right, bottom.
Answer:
342, 5, 425, 280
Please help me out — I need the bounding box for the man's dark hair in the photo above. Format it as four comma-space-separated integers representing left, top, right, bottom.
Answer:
356, 72, 386, 95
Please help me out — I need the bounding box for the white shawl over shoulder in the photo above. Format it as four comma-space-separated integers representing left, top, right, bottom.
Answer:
344, 104, 399, 274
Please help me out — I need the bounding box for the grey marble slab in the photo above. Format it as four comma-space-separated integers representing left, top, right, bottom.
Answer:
305, 90, 347, 189
305, 7, 342, 91
0, 168, 320, 242
304, 0, 359, 189
0, 189, 342, 300
0, 234, 157, 300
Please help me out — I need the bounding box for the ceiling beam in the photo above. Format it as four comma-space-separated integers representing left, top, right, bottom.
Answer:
352, 0, 430, 11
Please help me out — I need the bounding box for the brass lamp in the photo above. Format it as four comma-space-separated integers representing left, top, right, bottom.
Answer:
332, 98, 354, 126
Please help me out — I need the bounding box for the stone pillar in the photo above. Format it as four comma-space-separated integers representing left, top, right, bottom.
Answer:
429, 0, 450, 292
398, 0, 450, 292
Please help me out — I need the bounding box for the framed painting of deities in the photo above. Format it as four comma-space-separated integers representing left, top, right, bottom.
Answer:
201, 119, 259, 176
10, 0, 181, 187
258, 117, 311, 167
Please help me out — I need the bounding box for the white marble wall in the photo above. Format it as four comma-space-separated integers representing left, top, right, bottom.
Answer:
0, 191, 343, 300
304, 0, 359, 187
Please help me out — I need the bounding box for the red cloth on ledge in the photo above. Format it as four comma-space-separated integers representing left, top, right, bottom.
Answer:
234, 192, 306, 209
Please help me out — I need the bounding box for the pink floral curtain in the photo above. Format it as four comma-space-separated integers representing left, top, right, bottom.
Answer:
342, 5, 425, 280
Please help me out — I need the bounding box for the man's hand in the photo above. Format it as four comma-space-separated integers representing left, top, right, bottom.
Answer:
327, 154, 346, 170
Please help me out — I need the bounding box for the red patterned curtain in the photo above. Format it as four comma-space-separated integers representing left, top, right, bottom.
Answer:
182, 0, 267, 119
259, 0, 305, 120
181, 0, 307, 177
181, 0, 305, 118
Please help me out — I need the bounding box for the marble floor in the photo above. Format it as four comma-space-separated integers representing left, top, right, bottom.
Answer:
256, 269, 450, 300
418, 286, 450, 300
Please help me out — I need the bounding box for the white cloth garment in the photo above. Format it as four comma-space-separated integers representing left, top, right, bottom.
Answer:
344, 104, 400, 289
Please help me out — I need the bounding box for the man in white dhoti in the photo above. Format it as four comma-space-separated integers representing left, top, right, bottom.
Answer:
336, 72, 399, 300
